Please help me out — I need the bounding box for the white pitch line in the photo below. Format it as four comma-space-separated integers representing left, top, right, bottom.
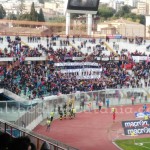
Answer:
142, 142, 150, 144
135, 143, 150, 149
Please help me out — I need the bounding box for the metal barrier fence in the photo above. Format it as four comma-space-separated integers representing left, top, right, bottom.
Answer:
0, 119, 78, 150
0, 88, 150, 149
0, 88, 149, 124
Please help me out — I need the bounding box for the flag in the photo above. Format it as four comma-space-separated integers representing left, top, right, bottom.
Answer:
20, 56, 25, 62
146, 56, 150, 64
128, 52, 132, 60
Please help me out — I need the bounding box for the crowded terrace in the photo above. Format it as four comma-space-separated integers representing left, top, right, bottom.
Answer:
0, 35, 149, 100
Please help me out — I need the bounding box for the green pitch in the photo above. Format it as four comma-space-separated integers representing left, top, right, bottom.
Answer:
115, 138, 150, 150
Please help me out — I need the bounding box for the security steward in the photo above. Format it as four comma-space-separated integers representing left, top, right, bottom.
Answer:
46, 118, 51, 131
50, 111, 54, 122
69, 108, 73, 119
72, 108, 76, 118
63, 103, 67, 119
59, 110, 63, 120
144, 114, 149, 120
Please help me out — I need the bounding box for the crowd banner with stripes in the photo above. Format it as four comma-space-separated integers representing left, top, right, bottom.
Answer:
54, 62, 99, 67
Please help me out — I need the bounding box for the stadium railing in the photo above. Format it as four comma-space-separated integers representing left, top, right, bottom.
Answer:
0, 88, 149, 126
0, 88, 149, 149
0, 119, 78, 150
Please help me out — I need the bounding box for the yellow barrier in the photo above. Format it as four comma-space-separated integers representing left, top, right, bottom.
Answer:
104, 42, 118, 56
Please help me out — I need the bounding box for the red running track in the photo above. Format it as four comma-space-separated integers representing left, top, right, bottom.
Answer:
34, 104, 150, 150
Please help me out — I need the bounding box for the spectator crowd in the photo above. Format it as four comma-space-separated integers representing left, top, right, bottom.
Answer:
0, 132, 50, 150
0, 35, 149, 100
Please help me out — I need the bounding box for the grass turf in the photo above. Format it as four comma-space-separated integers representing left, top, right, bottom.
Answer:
115, 138, 150, 150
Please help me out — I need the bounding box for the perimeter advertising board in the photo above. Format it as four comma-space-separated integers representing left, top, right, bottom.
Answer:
135, 112, 150, 118
124, 127, 150, 135
122, 120, 149, 128
122, 120, 150, 135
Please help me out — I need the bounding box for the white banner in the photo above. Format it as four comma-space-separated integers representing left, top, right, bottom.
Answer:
54, 62, 99, 67
96, 57, 101, 60
76, 75, 101, 79
132, 56, 148, 62
60, 68, 102, 73
25, 57, 47, 61
140, 56, 147, 61
0, 57, 14, 61
102, 58, 109, 61
132, 56, 139, 63
72, 57, 85, 61
115, 57, 119, 61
